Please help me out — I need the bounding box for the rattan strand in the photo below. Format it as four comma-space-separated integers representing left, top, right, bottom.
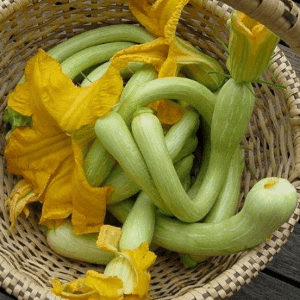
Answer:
1, 1, 300, 300
2, 0, 300, 56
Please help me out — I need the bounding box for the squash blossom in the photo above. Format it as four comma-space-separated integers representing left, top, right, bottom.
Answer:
51, 242, 156, 300
125, 0, 193, 78
125, 0, 224, 86
226, 11, 280, 83
107, 0, 223, 124
4, 49, 125, 234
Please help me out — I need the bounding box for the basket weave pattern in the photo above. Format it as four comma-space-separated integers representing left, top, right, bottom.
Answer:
1, 1, 300, 300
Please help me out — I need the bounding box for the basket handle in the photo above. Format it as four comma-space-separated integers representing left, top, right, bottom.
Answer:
220, 0, 300, 55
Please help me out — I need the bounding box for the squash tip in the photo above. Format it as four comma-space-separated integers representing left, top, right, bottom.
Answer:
263, 178, 278, 189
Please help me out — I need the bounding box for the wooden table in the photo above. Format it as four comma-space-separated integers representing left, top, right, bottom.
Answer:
230, 220, 300, 300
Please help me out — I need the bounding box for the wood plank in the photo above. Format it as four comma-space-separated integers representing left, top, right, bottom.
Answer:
0, 288, 14, 300
228, 221, 300, 299
228, 272, 300, 300
265, 221, 300, 283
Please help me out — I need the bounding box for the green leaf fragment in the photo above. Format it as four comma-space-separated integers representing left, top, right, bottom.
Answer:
3, 107, 31, 129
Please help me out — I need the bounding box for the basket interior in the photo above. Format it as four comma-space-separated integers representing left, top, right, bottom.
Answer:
0, 1, 300, 299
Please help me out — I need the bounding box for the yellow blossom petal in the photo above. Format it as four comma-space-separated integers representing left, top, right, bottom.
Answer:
71, 141, 114, 234
96, 225, 122, 254
44, 60, 123, 131
6, 180, 39, 229
8, 49, 61, 121
109, 38, 186, 125
51, 272, 123, 300
125, 0, 221, 83
5, 49, 115, 233
13, 49, 122, 132
5, 126, 72, 194
149, 99, 185, 125
51, 277, 97, 299
39, 155, 74, 227
85, 271, 123, 300
159, 37, 224, 91
7, 83, 33, 117
121, 242, 156, 297
110, 38, 168, 72
51, 243, 156, 300
5, 50, 73, 194
126, 0, 189, 39
231, 12, 270, 48
125, 0, 191, 78
161, 0, 189, 42
123, 295, 149, 300
124, 0, 223, 124
125, 0, 162, 37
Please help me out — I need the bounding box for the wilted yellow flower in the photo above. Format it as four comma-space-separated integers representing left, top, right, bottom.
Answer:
106, 0, 223, 124
5, 49, 122, 234
51, 272, 123, 300
125, 0, 224, 82
96, 224, 123, 253
226, 11, 280, 83
51, 242, 156, 300
6, 180, 39, 229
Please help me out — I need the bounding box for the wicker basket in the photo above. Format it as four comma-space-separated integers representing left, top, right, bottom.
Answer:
1, 0, 300, 299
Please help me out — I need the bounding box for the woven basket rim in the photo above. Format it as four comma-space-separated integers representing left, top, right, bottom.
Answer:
1, 1, 300, 300
2, 0, 300, 56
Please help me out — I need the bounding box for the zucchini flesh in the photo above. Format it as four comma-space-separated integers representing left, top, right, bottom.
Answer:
48, 24, 155, 62
189, 146, 244, 263
108, 199, 133, 224
192, 79, 255, 218
19, 24, 154, 84
81, 61, 145, 87
173, 135, 198, 164
83, 138, 115, 187
83, 61, 157, 187
104, 165, 141, 204
103, 110, 199, 204
164, 109, 199, 160
131, 79, 255, 222
47, 152, 192, 265
118, 65, 158, 107
105, 153, 194, 205
119, 191, 156, 251
187, 122, 211, 199
203, 145, 244, 223
117, 77, 216, 126
109, 177, 298, 257
61, 42, 135, 80
46, 222, 114, 265
153, 177, 297, 256
132, 112, 202, 221
94, 111, 170, 214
